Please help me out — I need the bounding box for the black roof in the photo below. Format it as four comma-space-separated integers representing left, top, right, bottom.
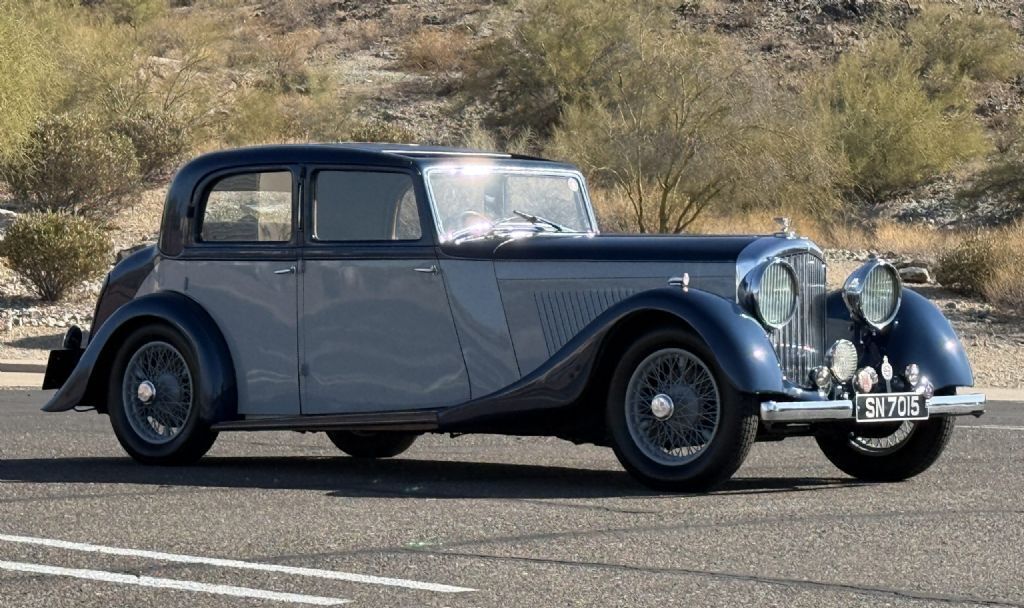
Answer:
180, 143, 576, 173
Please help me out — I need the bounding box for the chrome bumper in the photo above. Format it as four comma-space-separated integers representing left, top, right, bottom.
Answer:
760, 393, 987, 423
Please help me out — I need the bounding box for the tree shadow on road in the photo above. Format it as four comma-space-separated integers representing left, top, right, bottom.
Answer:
0, 456, 864, 500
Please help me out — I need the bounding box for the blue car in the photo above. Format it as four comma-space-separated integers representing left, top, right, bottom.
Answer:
41, 144, 986, 491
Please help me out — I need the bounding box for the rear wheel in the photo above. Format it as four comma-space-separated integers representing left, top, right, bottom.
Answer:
326, 431, 418, 458
606, 329, 759, 492
107, 325, 217, 465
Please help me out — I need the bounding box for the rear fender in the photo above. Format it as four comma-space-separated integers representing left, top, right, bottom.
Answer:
42, 292, 237, 424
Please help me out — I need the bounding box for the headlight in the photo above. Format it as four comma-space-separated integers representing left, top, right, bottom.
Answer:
741, 258, 798, 329
843, 259, 902, 331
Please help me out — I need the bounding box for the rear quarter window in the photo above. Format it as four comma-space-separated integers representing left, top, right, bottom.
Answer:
199, 171, 292, 242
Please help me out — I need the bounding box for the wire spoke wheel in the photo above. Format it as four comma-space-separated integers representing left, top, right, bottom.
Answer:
624, 348, 721, 466
848, 421, 918, 456
121, 341, 193, 445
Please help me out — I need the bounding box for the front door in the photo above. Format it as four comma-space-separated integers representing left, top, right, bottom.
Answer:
300, 168, 470, 414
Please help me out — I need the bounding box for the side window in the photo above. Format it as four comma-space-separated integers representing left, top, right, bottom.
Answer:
313, 171, 422, 242
199, 171, 292, 243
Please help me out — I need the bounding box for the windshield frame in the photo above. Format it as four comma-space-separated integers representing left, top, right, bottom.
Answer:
422, 165, 599, 243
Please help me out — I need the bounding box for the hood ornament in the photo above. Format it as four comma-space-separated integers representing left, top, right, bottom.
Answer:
773, 217, 795, 238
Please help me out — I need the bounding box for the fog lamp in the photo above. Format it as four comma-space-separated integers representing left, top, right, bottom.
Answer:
826, 339, 858, 382
811, 366, 831, 391
855, 366, 878, 393
904, 363, 921, 386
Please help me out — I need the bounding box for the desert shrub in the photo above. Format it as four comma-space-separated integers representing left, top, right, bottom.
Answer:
110, 108, 192, 183
465, 0, 632, 134
0, 4, 57, 162
549, 18, 813, 233
261, 0, 338, 32
0, 114, 141, 215
347, 120, 417, 144
935, 236, 999, 295
816, 36, 989, 202
81, 0, 166, 26
935, 225, 1024, 309
909, 6, 1021, 105
0, 212, 111, 301
402, 29, 470, 73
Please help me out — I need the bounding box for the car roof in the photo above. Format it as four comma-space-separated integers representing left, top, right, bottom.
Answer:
159, 144, 582, 256
181, 143, 578, 172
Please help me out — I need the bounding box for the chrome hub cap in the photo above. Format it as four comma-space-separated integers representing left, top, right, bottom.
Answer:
121, 341, 193, 445
136, 380, 156, 404
625, 348, 721, 466
650, 394, 675, 420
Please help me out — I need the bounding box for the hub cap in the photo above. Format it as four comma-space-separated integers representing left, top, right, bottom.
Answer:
650, 394, 675, 420
121, 341, 193, 445
625, 348, 721, 466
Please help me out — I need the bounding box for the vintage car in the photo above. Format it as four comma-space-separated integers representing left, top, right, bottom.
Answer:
41, 144, 986, 491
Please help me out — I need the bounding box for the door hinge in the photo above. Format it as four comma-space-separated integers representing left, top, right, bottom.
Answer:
300, 363, 309, 376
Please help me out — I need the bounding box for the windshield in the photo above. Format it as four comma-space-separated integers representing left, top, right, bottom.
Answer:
425, 168, 594, 241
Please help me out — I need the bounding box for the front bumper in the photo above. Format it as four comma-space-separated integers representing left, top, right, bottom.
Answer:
761, 393, 986, 423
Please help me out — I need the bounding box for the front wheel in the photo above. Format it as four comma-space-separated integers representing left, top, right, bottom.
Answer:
107, 325, 217, 465
326, 431, 418, 458
815, 416, 955, 482
606, 329, 759, 492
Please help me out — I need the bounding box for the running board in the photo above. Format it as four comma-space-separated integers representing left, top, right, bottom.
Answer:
211, 410, 440, 433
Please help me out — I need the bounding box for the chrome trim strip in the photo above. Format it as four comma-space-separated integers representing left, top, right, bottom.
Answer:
761, 393, 987, 423
760, 399, 853, 422
927, 393, 987, 416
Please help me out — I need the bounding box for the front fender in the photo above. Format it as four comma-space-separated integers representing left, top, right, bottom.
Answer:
438, 287, 783, 431
826, 288, 973, 390
42, 292, 237, 424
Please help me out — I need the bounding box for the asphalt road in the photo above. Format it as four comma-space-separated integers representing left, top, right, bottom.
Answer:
0, 389, 1021, 608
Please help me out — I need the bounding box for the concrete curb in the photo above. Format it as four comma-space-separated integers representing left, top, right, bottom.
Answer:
0, 360, 46, 374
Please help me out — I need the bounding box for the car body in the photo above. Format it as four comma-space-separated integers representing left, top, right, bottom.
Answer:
41, 144, 986, 491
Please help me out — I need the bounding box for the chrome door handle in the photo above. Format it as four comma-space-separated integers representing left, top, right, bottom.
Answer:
273, 266, 297, 275
413, 265, 438, 274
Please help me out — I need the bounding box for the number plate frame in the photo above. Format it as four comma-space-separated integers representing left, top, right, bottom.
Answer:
854, 392, 928, 423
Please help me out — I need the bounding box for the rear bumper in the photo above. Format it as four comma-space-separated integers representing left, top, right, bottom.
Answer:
761, 393, 986, 423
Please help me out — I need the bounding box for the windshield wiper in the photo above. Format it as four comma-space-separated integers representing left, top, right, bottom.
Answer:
511, 210, 570, 233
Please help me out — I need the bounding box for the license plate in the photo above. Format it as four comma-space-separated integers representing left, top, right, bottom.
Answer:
855, 392, 928, 423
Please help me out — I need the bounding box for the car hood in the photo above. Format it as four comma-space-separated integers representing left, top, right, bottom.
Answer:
438, 233, 811, 265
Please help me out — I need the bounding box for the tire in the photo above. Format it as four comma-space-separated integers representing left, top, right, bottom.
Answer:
326, 431, 418, 458
815, 416, 956, 482
606, 328, 759, 492
107, 325, 217, 465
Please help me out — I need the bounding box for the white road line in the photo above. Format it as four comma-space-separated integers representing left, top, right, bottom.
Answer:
0, 560, 349, 606
960, 425, 1024, 431
0, 534, 474, 593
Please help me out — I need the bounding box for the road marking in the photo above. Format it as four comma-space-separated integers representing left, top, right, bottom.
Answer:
961, 425, 1024, 431
0, 534, 474, 593
0, 560, 349, 606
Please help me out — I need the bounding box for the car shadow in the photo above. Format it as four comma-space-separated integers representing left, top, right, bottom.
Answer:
5, 332, 63, 350
0, 456, 864, 500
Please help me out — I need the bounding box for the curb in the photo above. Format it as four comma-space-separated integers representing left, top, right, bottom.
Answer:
0, 360, 46, 374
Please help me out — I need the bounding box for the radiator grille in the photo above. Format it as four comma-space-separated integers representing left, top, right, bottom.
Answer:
770, 252, 827, 387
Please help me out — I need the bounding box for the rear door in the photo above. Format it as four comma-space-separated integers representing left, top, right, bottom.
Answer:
300, 167, 470, 414
177, 168, 301, 416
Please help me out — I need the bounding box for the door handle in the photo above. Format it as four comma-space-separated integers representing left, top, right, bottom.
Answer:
273, 266, 297, 275
413, 265, 439, 274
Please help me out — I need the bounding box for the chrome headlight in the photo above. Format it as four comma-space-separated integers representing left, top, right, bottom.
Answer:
843, 259, 902, 331
740, 258, 799, 329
